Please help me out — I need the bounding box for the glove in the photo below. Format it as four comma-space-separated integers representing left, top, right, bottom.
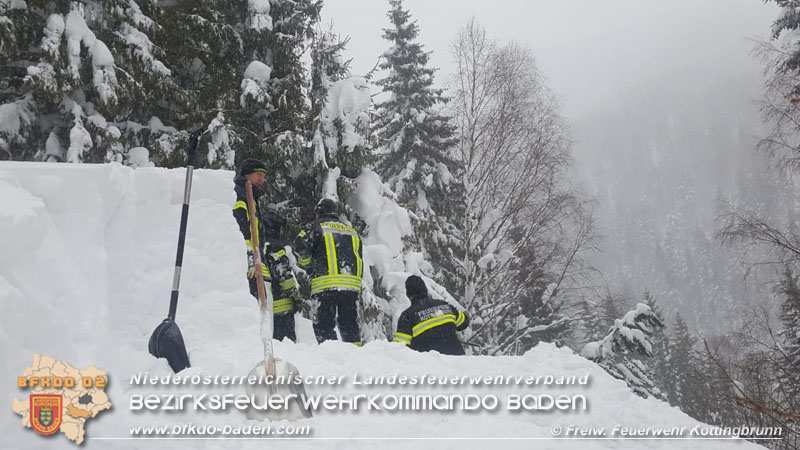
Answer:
289, 290, 302, 313
246, 250, 256, 279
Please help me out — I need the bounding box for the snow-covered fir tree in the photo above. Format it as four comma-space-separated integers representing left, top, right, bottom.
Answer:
309, 27, 350, 123
156, 0, 279, 168
257, 0, 321, 209
664, 313, 698, 409
582, 303, 665, 399
373, 0, 465, 298
778, 268, 800, 398
309, 27, 372, 185
303, 28, 392, 340
0, 0, 175, 164
643, 292, 671, 399
577, 298, 606, 343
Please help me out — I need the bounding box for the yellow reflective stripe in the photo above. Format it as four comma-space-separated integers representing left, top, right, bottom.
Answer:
455, 311, 466, 327
393, 333, 411, 345
324, 232, 338, 275
245, 239, 253, 251
234, 200, 247, 211
352, 341, 362, 347
273, 249, 287, 258
310, 275, 361, 293
310, 281, 361, 293
330, 234, 338, 274
412, 314, 456, 337
323, 233, 334, 274
261, 263, 270, 278
298, 257, 311, 267
279, 278, 296, 290
311, 275, 361, 287
299, 230, 307, 237
273, 298, 293, 314
320, 222, 357, 235
352, 235, 362, 278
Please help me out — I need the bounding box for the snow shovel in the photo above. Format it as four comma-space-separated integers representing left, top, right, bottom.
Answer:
148, 130, 202, 373
244, 180, 312, 421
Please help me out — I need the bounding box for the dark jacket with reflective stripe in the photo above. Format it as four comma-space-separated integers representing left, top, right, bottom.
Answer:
233, 176, 268, 249
394, 296, 469, 355
232, 176, 297, 307
293, 214, 363, 294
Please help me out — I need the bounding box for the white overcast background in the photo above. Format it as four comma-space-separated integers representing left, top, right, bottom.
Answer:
322, 0, 785, 329
322, 0, 777, 119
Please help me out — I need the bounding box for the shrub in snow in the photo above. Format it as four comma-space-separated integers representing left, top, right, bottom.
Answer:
582, 303, 665, 399
127, 147, 154, 168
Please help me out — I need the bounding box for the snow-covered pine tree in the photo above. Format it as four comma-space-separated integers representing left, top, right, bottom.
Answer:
757, 0, 800, 171
778, 268, 800, 399
599, 292, 626, 331
643, 292, 671, 400
256, 0, 321, 212
0, 0, 173, 164
581, 303, 666, 399
577, 298, 606, 343
373, 0, 465, 298
309, 27, 350, 124
664, 313, 697, 408
155, 0, 274, 169
1, 0, 39, 161
304, 27, 391, 341
309, 27, 373, 185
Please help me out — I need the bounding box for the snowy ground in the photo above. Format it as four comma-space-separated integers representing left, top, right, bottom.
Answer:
0, 162, 765, 450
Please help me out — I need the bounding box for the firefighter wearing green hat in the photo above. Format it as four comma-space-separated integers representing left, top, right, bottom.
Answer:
232, 159, 300, 341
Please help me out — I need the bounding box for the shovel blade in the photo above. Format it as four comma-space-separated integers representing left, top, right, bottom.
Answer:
148, 318, 191, 373
245, 359, 313, 421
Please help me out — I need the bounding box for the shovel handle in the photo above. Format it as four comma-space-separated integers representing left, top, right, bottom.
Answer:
246, 181, 275, 367
169, 166, 193, 319
245, 181, 268, 309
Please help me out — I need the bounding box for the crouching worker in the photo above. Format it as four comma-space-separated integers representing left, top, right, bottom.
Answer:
393, 275, 469, 355
232, 159, 300, 341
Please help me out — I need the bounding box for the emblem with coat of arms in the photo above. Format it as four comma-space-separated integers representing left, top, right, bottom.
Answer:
30, 395, 62, 435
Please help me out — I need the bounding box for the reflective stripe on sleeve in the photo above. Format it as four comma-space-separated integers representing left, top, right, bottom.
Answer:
273, 297, 293, 314
393, 333, 411, 346
412, 314, 456, 337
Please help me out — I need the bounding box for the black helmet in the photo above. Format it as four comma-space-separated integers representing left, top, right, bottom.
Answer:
315, 198, 337, 215
405, 275, 428, 301
239, 159, 267, 177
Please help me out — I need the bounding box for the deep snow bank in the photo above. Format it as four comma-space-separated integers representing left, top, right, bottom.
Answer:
0, 163, 763, 450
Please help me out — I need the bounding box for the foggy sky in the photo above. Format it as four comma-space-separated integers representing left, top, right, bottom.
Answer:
322, 0, 778, 119
322, 1, 786, 328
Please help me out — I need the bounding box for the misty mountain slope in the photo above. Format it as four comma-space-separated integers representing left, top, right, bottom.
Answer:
571, 77, 799, 335
0, 162, 765, 450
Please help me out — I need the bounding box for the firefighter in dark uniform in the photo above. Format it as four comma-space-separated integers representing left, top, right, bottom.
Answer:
393, 275, 469, 355
294, 198, 363, 345
232, 159, 300, 341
